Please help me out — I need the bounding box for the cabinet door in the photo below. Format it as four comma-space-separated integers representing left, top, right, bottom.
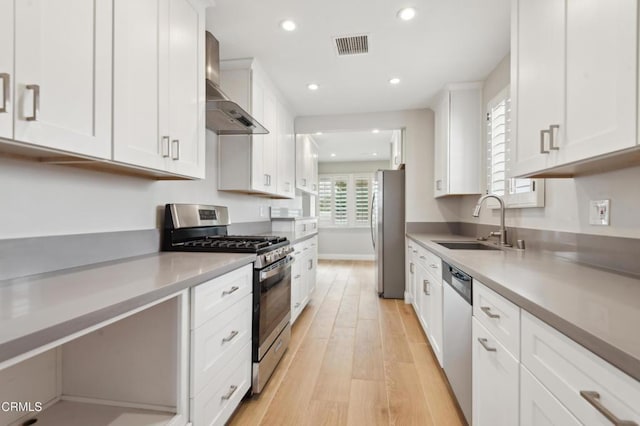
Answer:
560, 0, 637, 163
429, 275, 443, 366
0, 0, 13, 140
416, 265, 431, 336
113, 0, 166, 170
250, 77, 266, 192
309, 140, 319, 194
276, 103, 295, 198
14, 0, 112, 159
511, 0, 564, 177
262, 89, 278, 193
291, 256, 302, 322
166, 0, 205, 178
433, 92, 449, 197
521, 366, 581, 426
472, 318, 519, 426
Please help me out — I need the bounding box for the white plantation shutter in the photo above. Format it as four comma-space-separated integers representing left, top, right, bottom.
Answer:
487, 87, 544, 208
333, 177, 349, 226
318, 177, 332, 222
354, 176, 370, 225
318, 173, 376, 227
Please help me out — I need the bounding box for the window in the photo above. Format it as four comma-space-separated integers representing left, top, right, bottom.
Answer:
486, 87, 544, 208
318, 173, 376, 227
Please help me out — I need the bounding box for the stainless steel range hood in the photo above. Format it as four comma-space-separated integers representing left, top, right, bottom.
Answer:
205, 32, 268, 135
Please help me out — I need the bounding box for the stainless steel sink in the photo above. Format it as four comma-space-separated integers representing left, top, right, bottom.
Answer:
436, 241, 502, 251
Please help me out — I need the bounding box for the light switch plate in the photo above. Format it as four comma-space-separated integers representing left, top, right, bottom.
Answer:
589, 199, 610, 226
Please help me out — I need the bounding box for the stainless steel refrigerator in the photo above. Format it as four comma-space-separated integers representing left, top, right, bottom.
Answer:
370, 169, 405, 298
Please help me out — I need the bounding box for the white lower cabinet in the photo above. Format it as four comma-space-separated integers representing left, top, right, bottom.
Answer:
0, 294, 191, 426
521, 365, 581, 426
190, 264, 253, 426
472, 318, 519, 426
291, 236, 317, 324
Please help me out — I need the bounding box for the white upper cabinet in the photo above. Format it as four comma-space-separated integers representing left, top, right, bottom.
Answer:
390, 129, 403, 169
511, 0, 638, 177
295, 134, 319, 195
0, 0, 13, 141
218, 59, 295, 198
13, 0, 112, 159
114, 0, 205, 178
276, 100, 295, 198
433, 83, 483, 198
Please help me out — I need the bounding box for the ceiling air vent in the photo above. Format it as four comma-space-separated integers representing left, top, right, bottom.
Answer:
334, 34, 369, 56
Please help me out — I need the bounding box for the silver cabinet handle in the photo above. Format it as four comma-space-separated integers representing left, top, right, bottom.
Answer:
222, 330, 239, 343
312, 183, 317, 191
294, 302, 301, 308
161, 136, 170, 157
580, 391, 637, 426
221, 385, 238, 401
436, 179, 442, 191
423, 279, 430, 295
478, 338, 497, 352
429, 264, 438, 269
419, 255, 426, 260
302, 178, 307, 187
171, 139, 180, 160
412, 250, 417, 253
303, 224, 307, 232
25, 84, 40, 121
308, 259, 313, 270
264, 174, 269, 186
549, 124, 560, 150
268, 174, 272, 186
481, 306, 500, 319
222, 286, 239, 296
294, 274, 301, 279
394, 155, 399, 165
295, 251, 301, 255
540, 129, 551, 154
0, 73, 9, 113
409, 262, 414, 273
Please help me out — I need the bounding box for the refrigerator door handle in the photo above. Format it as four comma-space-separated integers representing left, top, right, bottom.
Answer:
370, 192, 376, 249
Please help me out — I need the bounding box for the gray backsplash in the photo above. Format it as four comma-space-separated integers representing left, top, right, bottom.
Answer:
407, 221, 640, 278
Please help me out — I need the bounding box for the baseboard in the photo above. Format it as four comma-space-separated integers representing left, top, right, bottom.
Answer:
318, 254, 375, 261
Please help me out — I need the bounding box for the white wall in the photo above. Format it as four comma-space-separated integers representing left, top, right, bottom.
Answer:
297, 109, 461, 224
0, 131, 301, 239
461, 54, 640, 238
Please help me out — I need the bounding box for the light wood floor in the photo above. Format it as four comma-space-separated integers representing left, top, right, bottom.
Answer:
229, 260, 465, 426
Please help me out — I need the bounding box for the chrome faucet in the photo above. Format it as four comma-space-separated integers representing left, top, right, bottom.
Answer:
472, 194, 510, 247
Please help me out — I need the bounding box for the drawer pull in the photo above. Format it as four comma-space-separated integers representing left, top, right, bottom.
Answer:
419, 255, 426, 260
222, 286, 240, 296
481, 306, 500, 319
221, 385, 238, 401
294, 302, 301, 308
294, 274, 302, 279
274, 338, 284, 353
477, 338, 497, 352
413, 250, 417, 253
409, 263, 414, 273
0, 73, 9, 113
429, 264, 438, 269
580, 391, 637, 426
222, 330, 239, 343
423, 279, 430, 295
25, 84, 40, 121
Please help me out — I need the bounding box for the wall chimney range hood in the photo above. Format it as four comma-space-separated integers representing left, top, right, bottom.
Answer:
205, 31, 268, 135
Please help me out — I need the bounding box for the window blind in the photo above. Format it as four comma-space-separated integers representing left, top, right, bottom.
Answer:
333, 177, 349, 226
318, 177, 332, 222
354, 176, 370, 225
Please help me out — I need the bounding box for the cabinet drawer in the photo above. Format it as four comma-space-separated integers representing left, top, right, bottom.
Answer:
521, 311, 640, 425
191, 341, 251, 426
414, 246, 442, 278
473, 280, 520, 358
192, 264, 253, 329
191, 293, 252, 396
472, 318, 519, 426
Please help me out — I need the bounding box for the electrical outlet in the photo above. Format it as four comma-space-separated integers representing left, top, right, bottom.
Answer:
259, 205, 268, 218
589, 199, 610, 226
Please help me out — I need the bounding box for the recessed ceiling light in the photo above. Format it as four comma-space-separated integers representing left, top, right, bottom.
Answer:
330, 153, 336, 157
389, 77, 401, 85
372, 129, 380, 134
315, 132, 323, 136
372, 152, 378, 156
307, 83, 319, 91
397, 7, 416, 21
280, 20, 297, 31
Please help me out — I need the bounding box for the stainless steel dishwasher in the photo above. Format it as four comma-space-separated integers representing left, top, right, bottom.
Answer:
442, 262, 472, 425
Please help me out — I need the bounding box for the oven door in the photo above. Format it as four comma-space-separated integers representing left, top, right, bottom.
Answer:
253, 256, 292, 361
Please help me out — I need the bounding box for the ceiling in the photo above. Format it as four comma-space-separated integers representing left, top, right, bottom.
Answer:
311, 130, 395, 162
206, 0, 510, 116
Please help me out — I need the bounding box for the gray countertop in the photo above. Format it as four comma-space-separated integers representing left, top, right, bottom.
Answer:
406, 233, 640, 381
0, 252, 256, 365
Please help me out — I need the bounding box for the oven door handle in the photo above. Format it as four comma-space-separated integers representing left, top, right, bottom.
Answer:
260, 256, 293, 282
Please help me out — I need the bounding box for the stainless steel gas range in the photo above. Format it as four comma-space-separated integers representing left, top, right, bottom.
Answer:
162, 203, 292, 394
